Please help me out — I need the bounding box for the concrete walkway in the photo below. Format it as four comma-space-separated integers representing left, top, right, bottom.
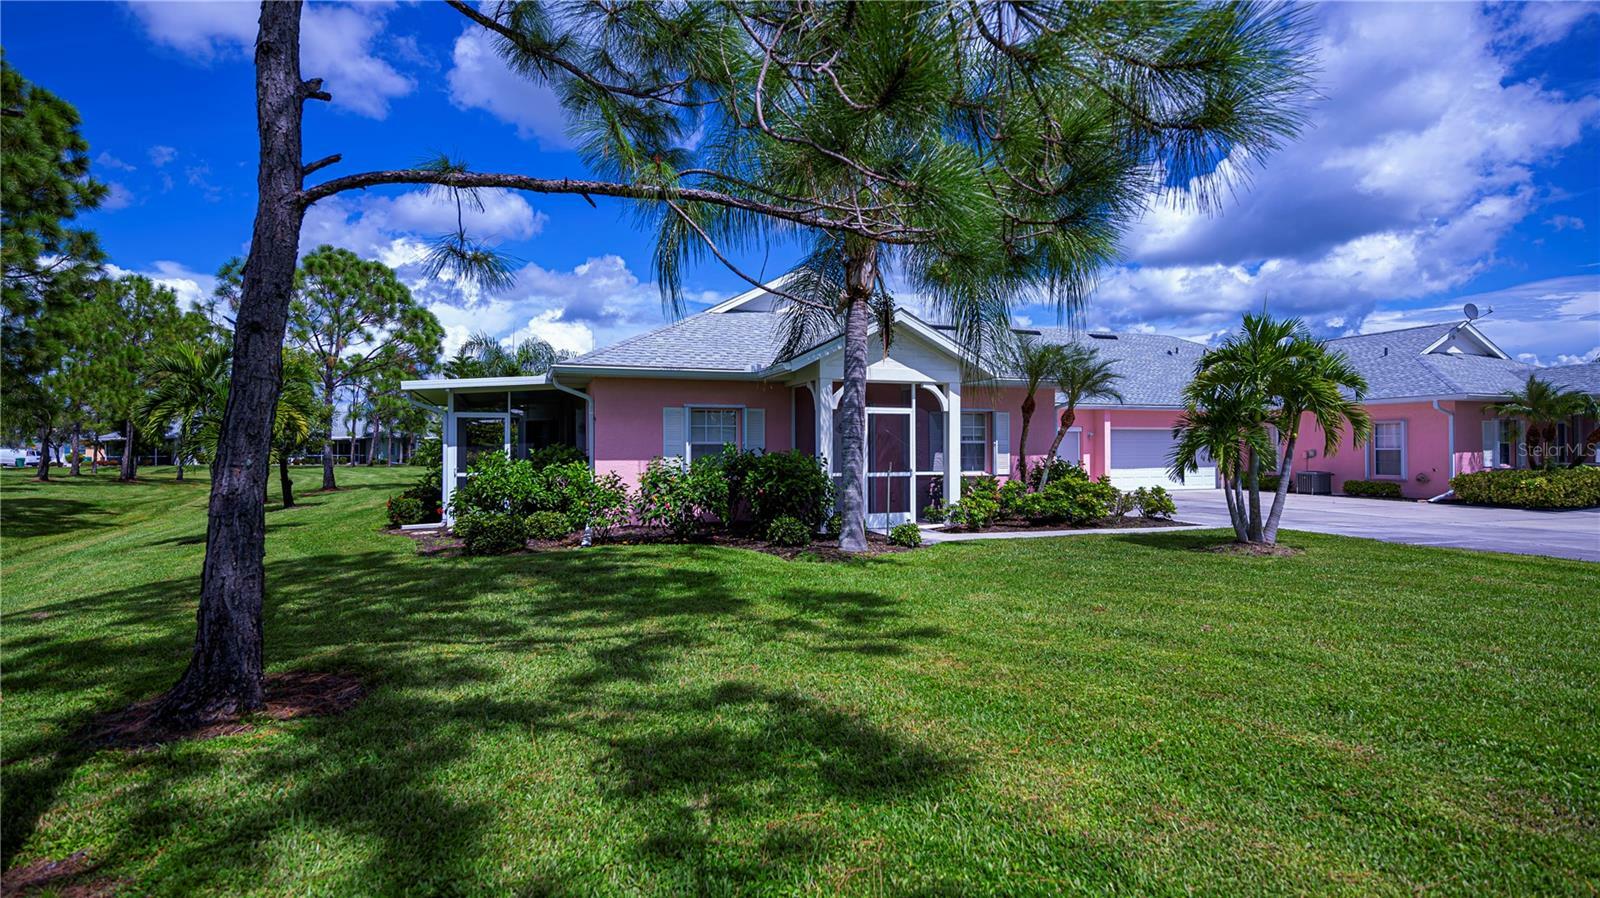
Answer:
1172, 490, 1600, 562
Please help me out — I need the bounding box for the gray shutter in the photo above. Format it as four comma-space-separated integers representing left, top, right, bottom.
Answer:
662, 407, 685, 460
993, 411, 1011, 476
743, 407, 766, 452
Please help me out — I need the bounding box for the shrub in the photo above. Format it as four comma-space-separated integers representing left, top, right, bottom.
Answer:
888, 522, 922, 547
1015, 474, 1117, 524
524, 510, 571, 541
448, 453, 631, 536
1027, 458, 1084, 491
1343, 479, 1403, 499
1450, 466, 1600, 509
998, 479, 1028, 517
727, 449, 834, 530
920, 503, 946, 523
1135, 485, 1177, 519
635, 456, 730, 537
455, 512, 526, 555
386, 495, 426, 527
765, 515, 812, 547
1258, 473, 1280, 492
824, 512, 842, 539
945, 476, 1001, 530
1109, 488, 1138, 519
526, 443, 586, 471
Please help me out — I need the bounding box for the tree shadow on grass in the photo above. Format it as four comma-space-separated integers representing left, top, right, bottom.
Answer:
0, 496, 121, 539
2, 542, 958, 893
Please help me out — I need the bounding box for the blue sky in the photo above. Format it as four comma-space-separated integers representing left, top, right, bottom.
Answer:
4, 1, 1598, 364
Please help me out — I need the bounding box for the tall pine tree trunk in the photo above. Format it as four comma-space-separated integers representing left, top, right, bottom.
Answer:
837, 242, 878, 554
156, 0, 308, 726
120, 418, 137, 482
321, 384, 337, 489
70, 421, 82, 476
34, 426, 51, 482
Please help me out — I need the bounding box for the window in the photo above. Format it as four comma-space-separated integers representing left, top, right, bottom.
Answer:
1373, 421, 1403, 477
961, 412, 988, 473
689, 408, 738, 461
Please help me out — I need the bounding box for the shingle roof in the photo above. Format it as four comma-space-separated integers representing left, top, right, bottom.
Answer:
1542, 361, 1600, 394
564, 310, 789, 371
1324, 323, 1530, 400
1032, 329, 1207, 408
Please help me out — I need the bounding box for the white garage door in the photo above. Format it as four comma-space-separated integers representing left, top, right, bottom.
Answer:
1110, 428, 1215, 490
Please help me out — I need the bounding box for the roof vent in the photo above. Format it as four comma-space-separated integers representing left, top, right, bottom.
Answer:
1382, 347, 1388, 357
1088, 333, 1117, 340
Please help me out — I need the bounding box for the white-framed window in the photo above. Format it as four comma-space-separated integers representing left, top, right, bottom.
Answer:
961, 412, 988, 473
1373, 421, 1404, 478
688, 407, 739, 461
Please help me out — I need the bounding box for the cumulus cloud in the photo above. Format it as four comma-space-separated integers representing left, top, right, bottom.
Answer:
1043, 3, 1600, 359
300, 187, 547, 260
106, 260, 217, 313
126, 1, 414, 119
445, 26, 572, 148
102, 182, 135, 211
1354, 275, 1600, 367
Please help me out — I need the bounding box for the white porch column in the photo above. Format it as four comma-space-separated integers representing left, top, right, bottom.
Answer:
441, 390, 455, 523
945, 382, 962, 505
816, 377, 833, 475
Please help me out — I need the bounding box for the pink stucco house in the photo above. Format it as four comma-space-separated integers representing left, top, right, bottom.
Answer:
402, 283, 1599, 520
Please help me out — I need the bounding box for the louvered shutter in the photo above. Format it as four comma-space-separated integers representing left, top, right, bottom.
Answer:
662, 407, 685, 460
993, 411, 1011, 476
743, 408, 766, 452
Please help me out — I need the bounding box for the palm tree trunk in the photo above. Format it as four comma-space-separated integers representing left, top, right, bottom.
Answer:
1017, 391, 1037, 486
1245, 446, 1263, 542
70, 421, 82, 476
1221, 470, 1247, 541
837, 242, 878, 553
1262, 432, 1298, 545
155, 0, 307, 727
120, 418, 137, 482
1040, 408, 1075, 487
279, 449, 296, 509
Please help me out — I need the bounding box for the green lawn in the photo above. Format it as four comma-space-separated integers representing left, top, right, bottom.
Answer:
3, 466, 1597, 896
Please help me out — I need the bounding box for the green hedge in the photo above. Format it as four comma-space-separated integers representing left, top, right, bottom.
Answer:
1450, 466, 1600, 509
1342, 479, 1403, 499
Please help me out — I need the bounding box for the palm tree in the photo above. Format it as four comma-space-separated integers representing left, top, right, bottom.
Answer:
1174, 314, 1370, 546
270, 371, 318, 508
1004, 336, 1067, 487
137, 341, 230, 482
1486, 375, 1589, 470
1170, 389, 1270, 543
1041, 345, 1124, 487
444, 332, 566, 379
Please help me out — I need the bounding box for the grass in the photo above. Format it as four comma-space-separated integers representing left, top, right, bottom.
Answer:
2, 465, 1598, 896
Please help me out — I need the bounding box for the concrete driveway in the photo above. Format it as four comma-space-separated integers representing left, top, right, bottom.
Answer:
1172, 491, 1600, 562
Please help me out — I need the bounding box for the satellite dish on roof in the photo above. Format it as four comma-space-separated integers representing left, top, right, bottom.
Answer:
1463, 302, 1480, 320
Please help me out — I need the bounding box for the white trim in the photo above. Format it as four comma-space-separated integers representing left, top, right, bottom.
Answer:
704, 273, 800, 313
1420, 322, 1512, 360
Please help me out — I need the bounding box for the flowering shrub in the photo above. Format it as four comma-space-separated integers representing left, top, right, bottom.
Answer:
386, 495, 426, 527
635, 456, 730, 537
725, 449, 834, 530
448, 452, 632, 538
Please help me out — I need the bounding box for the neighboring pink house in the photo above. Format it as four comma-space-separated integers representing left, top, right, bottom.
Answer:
403, 284, 1599, 520
1291, 322, 1599, 498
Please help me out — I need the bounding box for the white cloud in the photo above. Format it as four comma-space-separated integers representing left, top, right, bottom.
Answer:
445, 26, 572, 148
1354, 275, 1600, 365
102, 182, 135, 211
300, 188, 547, 260
1547, 214, 1586, 232
126, 1, 414, 119
96, 151, 136, 172
1059, 3, 1600, 361
147, 145, 177, 167
106, 260, 217, 313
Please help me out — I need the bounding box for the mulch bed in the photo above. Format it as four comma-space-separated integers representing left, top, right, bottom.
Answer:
1201, 542, 1305, 557
396, 525, 912, 561
83, 672, 367, 750
0, 851, 123, 898
937, 516, 1193, 534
